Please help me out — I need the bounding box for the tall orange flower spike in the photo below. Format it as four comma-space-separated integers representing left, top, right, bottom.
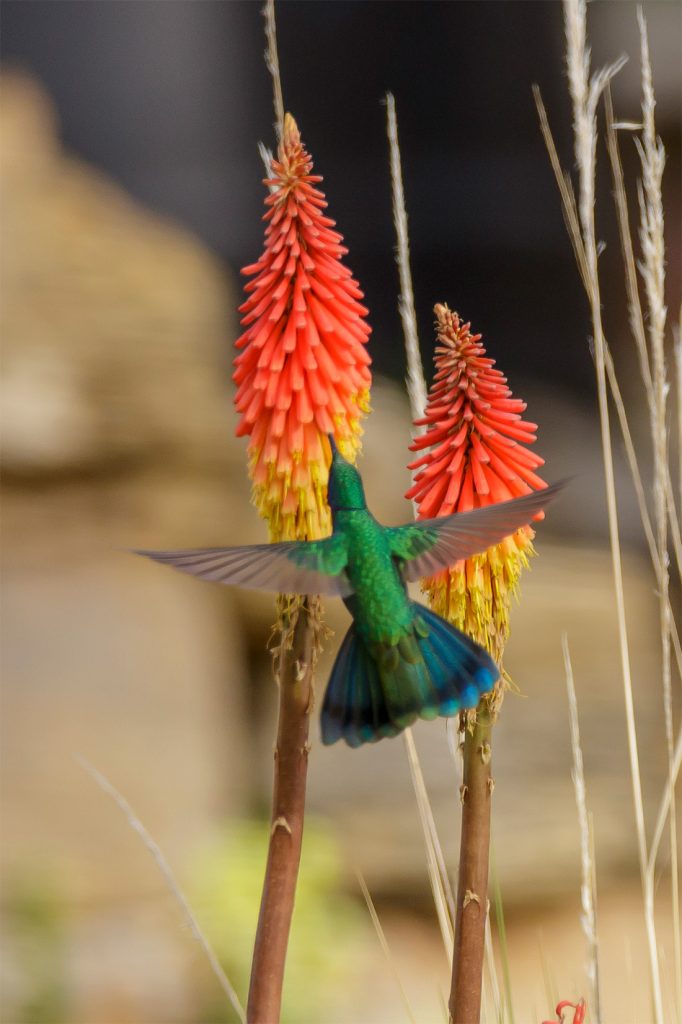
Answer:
234, 113, 372, 542
407, 304, 547, 663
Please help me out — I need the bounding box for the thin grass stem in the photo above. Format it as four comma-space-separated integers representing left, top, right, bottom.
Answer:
603, 345, 682, 676
532, 87, 589, 292
636, 12, 681, 1015
604, 85, 653, 401
403, 729, 455, 963
491, 865, 514, 1024
562, 636, 601, 1021
543, 79, 682, 628
388, 85, 503, 1024
676, 328, 682, 516
385, 92, 427, 428
648, 724, 682, 875
262, 0, 284, 140
484, 914, 504, 1024
385, 87, 459, 977
542, 5, 663, 1011
76, 756, 246, 1022
545, 81, 682, 652
356, 870, 417, 1024
539, 936, 558, 1020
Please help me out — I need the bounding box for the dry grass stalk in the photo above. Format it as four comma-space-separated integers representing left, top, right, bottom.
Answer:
532, 28, 655, 1024
483, 915, 504, 1024
562, 637, 601, 1021
582, 88, 682, 760
579, 111, 682, 923
603, 84, 653, 400
262, 0, 284, 141
559, 14, 636, 857
601, 339, 682, 675
676, 330, 682, 514
257, 142, 276, 187
541, 80, 682, 655
635, 13, 681, 1014
649, 727, 682, 874
537, 3, 663, 1011
385, 95, 504, 1021
607, 14, 681, 1016
385, 89, 455, 968
356, 870, 417, 1024
385, 92, 428, 428
490, 866, 515, 1024
403, 728, 455, 963
76, 756, 246, 1022
636, 6, 672, 745
605, 89, 682, 573
536, 67, 680, 601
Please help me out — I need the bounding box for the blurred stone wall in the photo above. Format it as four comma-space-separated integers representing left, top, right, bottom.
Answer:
0, 72, 254, 1021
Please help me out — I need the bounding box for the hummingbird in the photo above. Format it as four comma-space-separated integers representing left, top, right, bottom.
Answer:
136, 438, 561, 747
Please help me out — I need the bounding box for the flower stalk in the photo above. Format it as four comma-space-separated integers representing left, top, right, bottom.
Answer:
408, 305, 546, 1022
246, 595, 318, 1024
237, 112, 370, 1022
450, 703, 494, 1023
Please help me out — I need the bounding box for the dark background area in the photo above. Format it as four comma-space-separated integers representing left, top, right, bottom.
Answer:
1, 1, 679, 392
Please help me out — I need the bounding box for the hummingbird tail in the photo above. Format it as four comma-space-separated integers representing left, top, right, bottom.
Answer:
320, 624, 401, 748
320, 604, 498, 748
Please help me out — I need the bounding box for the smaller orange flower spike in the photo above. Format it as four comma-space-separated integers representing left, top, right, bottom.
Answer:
407, 304, 547, 662
234, 114, 371, 542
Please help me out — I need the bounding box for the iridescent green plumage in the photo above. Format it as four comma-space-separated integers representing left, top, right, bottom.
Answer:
136, 441, 562, 746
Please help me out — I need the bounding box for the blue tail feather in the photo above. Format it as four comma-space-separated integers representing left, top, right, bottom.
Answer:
320, 626, 354, 746
415, 604, 497, 710
320, 602, 498, 747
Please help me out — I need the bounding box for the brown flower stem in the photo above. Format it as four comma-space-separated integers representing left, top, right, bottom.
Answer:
449, 700, 495, 1024
246, 595, 317, 1024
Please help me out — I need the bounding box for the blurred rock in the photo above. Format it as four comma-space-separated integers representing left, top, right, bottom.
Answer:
0, 71, 253, 1024
0, 70, 235, 478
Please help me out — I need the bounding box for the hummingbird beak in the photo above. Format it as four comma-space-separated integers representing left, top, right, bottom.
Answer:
328, 433, 339, 457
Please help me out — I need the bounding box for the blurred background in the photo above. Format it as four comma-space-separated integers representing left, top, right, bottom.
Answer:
1, 2, 680, 1021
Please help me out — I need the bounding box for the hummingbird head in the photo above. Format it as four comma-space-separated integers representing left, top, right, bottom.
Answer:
327, 434, 366, 512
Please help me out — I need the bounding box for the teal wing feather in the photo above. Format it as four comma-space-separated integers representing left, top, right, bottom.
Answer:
135, 532, 351, 596
388, 481, 564, 581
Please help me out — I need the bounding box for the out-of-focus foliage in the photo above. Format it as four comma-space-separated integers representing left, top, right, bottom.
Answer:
190, 818, 370, 1023
2, 873, 69, 1024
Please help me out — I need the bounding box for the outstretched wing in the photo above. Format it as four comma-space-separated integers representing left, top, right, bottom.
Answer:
135, 532, 352, 596
388, 481, 564, 581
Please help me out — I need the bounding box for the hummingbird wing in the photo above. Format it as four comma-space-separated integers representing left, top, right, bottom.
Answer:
134, 533, 352, 596
388, 481, 564, 581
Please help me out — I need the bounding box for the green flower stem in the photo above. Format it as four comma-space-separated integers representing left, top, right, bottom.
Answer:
246, 596, 316, 1024
449, 699, 495, 1024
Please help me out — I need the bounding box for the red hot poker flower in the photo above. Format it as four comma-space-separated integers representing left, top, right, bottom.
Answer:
542, 999, 587, 1024
234, 113, 371, 542
407, 304, 547, 662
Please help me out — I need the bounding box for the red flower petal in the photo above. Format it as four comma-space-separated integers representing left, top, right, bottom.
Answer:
407, 304, 547, 520
235, 114, 371, 541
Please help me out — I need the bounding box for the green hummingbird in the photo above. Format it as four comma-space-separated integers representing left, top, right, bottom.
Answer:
136, 438, 561, 747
